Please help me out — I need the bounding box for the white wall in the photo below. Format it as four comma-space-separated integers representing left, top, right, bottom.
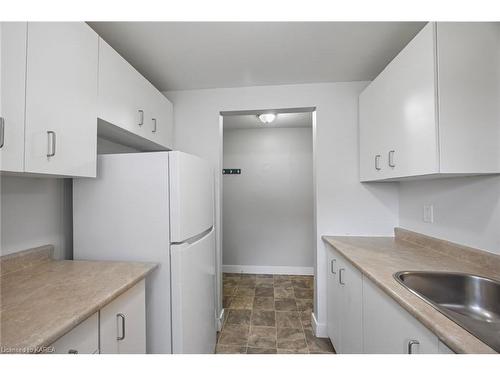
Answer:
97, 137, 140, 154
166, 82, 399, 336
1, 176, 73, 260
223, 126, 314, 272
399, 176, 500, 254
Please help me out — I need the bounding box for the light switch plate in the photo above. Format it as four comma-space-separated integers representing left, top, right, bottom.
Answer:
423, 204, 434, 223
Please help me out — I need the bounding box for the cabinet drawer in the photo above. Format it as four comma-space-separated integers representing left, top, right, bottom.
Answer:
50, 313, 99, 354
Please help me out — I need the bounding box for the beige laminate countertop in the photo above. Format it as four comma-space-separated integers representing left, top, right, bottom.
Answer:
0, 246, 157, 353
323, 229, 500, 354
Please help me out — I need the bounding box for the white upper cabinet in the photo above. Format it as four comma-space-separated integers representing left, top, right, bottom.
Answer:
359, 22, 500, 181
24, 22, 98, 177
97, 38, 173, 150
0, 22, 27, 173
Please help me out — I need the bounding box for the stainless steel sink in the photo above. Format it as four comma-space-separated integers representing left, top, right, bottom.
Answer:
394, 271, 500, 352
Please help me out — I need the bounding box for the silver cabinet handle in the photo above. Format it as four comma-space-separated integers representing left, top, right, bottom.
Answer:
339, 268, 345, 285
138, 110, 144, 126
407, 339, 419, 354
47, 131, 56, 157
375, 155, 381, 170
152, 118, 157, 133
330, 259, 337, 275
117, 313, 126, 341
388, 150, 396, 168
0, 117, 5, 148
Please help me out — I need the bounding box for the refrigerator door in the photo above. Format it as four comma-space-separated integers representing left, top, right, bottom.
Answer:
73, 152, 172, 354
169, 151, 214, 243
170, 227, 216, 354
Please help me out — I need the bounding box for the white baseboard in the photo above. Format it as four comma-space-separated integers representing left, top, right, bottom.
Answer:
311, 312, 327, 338
222, 264, 314, 275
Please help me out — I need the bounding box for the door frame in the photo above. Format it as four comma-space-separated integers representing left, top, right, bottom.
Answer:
216, 107, 317, 329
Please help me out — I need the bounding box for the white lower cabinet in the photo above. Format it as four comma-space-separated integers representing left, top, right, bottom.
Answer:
326, 244, 442, 354
49, 280, 146, 354
362, 276, 439, 354
326, 250, 341, 350
326, 246, 363, 353
438, 340, 455, 354
100, 280, 146, 354
51, 313, 99, 354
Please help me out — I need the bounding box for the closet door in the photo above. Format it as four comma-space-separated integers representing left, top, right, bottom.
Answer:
24, 22, 98, 177
0, 22, 27, 172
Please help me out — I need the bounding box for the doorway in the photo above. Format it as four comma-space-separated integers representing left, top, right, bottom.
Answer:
216, 109, 334, 354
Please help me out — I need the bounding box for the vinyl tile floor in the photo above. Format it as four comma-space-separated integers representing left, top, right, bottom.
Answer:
215, 273, 336, 354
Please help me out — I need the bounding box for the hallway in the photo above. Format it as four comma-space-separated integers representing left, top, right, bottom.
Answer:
216, 273, 335, 354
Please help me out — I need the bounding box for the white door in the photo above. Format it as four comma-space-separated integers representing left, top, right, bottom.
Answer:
338, 257, 363, 353
171, 228, 216, 354
147, 89, 174, 149
388, 22, 438, 179
363, 276, 439, 354
326, 249, 341, 352
169, 151, 214, 242
98, 38, 150, 139
51, 313, 99, 354
0, 22, 27, 172
24, 22, 98, 177
359, 22, 438, 181
100, 280, 146, 354
436, 22, 500, 174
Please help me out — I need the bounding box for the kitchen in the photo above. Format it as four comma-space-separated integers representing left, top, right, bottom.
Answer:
0, 3, 499, 373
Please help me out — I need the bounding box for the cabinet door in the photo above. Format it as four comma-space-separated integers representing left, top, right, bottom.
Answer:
359, 82, 388, 181
51, 313, 99, 354
100, 280, 146, 354
436, 22, 500, 174
146, 90, 173, 149
24, 22, 98, 177
359, 22, 439, 181
0, 22, 27, 172
326, 249, 341, 352
98, 38, 151, 139
362, 276, 439, 354
338, 256, 363, 353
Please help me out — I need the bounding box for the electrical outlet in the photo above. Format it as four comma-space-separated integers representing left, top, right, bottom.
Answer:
423, 204, 434, 223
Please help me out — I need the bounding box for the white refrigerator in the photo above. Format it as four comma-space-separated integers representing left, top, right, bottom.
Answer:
73, 151, 216, 354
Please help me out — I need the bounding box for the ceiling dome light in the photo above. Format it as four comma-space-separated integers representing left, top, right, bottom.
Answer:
258, 113, 276, 124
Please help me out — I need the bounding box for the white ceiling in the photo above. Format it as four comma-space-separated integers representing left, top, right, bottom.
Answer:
223, 112, 312, 130
88, 22, 426, 91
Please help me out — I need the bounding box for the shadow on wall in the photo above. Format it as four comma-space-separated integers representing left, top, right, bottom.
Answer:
1, 176, 73, 259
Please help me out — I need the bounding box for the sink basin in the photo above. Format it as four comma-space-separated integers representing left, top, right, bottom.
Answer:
394, 271, 500, 352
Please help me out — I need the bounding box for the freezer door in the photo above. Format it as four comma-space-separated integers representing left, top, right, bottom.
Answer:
170, 228, 216, 353
169, 151, 214, 243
